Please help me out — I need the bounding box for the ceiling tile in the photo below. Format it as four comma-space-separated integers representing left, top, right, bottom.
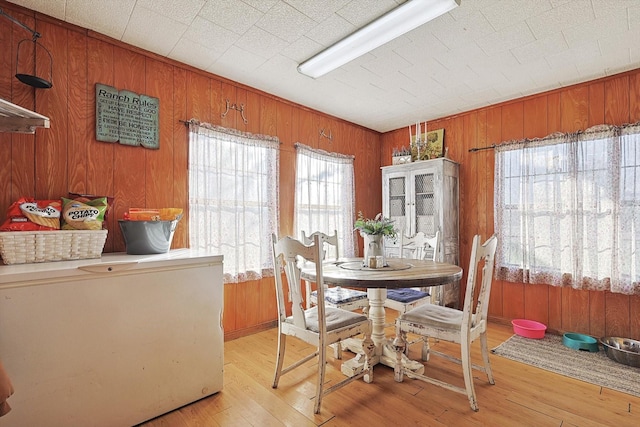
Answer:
285, 0, 346, 22
511, 32, 568, 64
526, 0, 595, 40
304, 12, 355, 47
256, 1, 315, 42
123, 6, 187, 56
563, 6, 629, 49
629, 3, 640, 28
281, 36, 322, 63
170, 38, 219, 71
212, 45, 268, 73
430, 10, 495, 50
476, 21, 536, 56
65, 0, 136, 40
545, 39, 600, 70
403, 29, 450, 59
336, 0, 399, 27
198, 0, 263, 35
434, 42, 487, 71
363, 52, 412, 78
241, 0, 279, 14
481, 0, 553, 31
137, 0, 205, 25
6, 0, 65, 20
234, 25, 288, 59
181, 16, 240, 52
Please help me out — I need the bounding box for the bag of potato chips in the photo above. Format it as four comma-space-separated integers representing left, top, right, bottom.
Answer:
0, 197, 61, 231
61, 197, 107, 230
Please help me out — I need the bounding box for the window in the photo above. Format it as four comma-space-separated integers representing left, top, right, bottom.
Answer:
494, 124, 640, 295
188, 121, 279, 283
294, 143, 356, 258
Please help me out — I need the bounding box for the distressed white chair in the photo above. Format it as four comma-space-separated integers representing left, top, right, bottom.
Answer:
302, 230, 370, 358
393, 234, 498, 412
271, 234, 374, 414
384, 231, 439, 312
384, 231, 439, 356
303, 230, 368, 310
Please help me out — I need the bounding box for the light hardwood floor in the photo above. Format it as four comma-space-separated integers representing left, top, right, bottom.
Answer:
139, 316, 639, 427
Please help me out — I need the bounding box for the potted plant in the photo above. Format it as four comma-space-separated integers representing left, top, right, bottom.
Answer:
354, 212, 397, 267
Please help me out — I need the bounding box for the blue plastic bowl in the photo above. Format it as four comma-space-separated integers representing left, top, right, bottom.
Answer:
562, 333, 599, 352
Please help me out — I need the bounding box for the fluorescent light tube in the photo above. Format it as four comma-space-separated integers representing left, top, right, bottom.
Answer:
298, 0, 460, 79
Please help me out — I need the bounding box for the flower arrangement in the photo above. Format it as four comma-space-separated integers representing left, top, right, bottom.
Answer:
354, 212, 397, 238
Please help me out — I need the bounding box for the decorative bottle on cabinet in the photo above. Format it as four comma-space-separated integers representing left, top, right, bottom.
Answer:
381, 157, 460, 307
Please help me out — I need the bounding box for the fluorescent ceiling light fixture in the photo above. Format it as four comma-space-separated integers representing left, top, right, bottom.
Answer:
298, 0, 460, 79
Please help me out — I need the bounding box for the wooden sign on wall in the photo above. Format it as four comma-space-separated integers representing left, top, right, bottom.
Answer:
95, 83, 159, 149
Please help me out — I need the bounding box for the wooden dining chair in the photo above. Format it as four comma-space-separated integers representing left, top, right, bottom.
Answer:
393, 234, 498, 411
302, 230, 368, 309
384, 231, 438, 313
271, 234, 375, 414
384, 231, 439, 357
302, 230, 369, 359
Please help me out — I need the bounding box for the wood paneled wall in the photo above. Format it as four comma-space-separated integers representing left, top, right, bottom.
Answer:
381, 70, 640, 340
0, 2, 381, 339
3, 1, 638, 341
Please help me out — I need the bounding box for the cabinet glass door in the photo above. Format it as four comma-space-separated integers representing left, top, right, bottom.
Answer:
388, 175, 406, 224
413, 171, 436, 235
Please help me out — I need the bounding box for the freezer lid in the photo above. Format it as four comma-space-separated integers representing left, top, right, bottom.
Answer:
0, 249, 223, 287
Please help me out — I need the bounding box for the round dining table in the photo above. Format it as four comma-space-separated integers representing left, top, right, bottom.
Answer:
301, 258, 463, 376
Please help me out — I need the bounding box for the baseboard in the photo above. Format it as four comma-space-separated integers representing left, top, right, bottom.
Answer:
224, 320, 277, 341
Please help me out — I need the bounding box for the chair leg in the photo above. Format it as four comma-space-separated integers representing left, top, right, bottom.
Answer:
420, 337, 430, 361
314, 343, 327, 414
460, 340, 478, 411
272, 333, 287, 388
333, 342, 342, 360
480, 332, 495, 385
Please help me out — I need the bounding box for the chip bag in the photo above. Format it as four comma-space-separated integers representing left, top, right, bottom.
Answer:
0, 197, 61, 231
61, 197, 107, 230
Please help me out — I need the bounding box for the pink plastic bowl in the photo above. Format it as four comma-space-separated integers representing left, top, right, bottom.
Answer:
512, 319, 547, 339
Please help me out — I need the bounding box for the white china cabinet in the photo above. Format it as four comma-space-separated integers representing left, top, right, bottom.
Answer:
382, 158, 460, 307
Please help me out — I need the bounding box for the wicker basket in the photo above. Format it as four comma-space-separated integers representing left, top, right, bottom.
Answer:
0, 229, 108, 265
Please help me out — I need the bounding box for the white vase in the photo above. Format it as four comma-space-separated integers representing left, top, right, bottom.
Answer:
362, 233, 385, 268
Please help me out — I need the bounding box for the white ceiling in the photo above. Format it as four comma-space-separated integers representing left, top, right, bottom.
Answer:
7, 0, 640, 132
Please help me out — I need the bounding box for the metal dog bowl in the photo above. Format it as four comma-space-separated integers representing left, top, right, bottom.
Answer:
600, 337, 640, 368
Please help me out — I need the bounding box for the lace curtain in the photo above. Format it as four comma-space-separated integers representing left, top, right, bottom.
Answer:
294, 143, 356, 258
188, 120, 279, 283
494, 124, 640, 295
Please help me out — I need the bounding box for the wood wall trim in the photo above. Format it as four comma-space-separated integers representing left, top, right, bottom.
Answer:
224, 321, 278, 342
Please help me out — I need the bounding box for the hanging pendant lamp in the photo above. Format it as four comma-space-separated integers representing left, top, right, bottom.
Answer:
0, 7, 53, 89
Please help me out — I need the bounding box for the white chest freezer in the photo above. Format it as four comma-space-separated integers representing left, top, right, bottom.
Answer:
0, 249, 224, 427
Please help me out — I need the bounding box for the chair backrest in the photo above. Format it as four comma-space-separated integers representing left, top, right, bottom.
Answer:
399, 230, 440, 261
301, 230, 339, 260
272, 234, 327, 333
461, 234, 498, 330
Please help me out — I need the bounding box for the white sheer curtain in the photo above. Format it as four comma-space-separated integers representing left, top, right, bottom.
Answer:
188, 120, 279, 283
495, 124, 640, 295
294, 143, 356, 258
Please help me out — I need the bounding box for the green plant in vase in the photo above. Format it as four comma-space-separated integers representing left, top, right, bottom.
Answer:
354, 212, 397, 238
354, 212, 397, 267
